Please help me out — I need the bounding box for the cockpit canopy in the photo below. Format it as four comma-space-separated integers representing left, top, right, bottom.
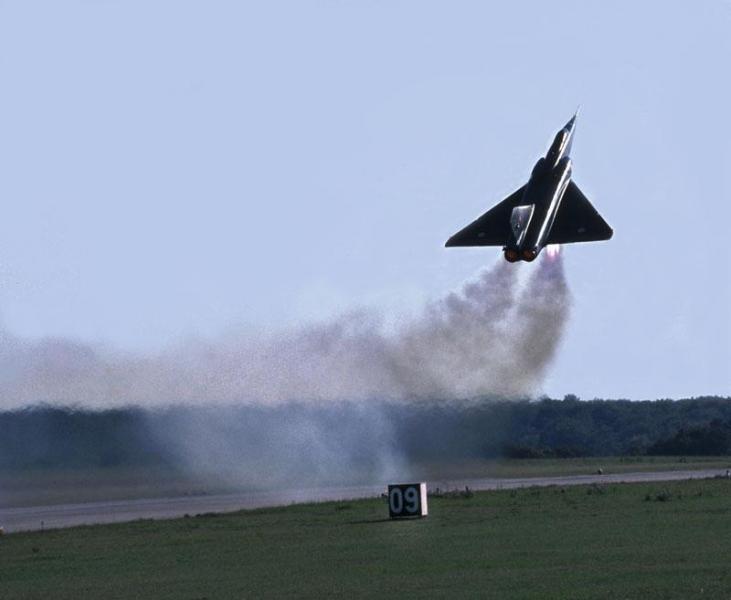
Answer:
510, 204, 535, 246
546, 128, 573, 168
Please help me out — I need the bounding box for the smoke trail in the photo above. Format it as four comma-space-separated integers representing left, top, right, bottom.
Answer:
510, 250, 571, 391
0, 256, 570, 410
0, 256, 571, 490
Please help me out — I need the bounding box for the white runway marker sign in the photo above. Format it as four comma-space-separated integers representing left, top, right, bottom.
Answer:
387, 483, 428, 518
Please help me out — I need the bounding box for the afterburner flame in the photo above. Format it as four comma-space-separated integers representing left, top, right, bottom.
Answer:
545, 244, 562, 261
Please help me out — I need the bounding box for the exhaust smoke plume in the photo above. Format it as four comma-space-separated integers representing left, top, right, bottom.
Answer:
0, 256, 571, 489
0, 256, 570, 409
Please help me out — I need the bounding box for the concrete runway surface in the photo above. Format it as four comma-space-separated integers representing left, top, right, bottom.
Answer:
1, 469, 725, 533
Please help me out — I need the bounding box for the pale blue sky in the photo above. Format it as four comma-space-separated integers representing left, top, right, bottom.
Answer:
0, 0, 729, 399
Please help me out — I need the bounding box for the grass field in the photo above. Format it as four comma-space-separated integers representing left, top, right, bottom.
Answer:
2, 455, 730, 508
1, 478, 730, 599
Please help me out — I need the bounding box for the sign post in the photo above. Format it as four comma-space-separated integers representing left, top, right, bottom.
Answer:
387, 483, 428, 519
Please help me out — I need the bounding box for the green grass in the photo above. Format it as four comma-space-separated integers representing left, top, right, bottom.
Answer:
1, 478, 730, 599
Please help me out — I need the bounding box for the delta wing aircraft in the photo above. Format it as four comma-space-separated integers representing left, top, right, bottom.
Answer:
446, 113, 613, 262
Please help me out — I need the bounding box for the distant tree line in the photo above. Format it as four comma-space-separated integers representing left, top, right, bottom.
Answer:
0, 396, 729, 471
385, 396, 731, 461
0, 406, 172, 470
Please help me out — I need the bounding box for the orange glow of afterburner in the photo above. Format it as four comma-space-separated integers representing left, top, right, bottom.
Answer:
546, 244, 562, 261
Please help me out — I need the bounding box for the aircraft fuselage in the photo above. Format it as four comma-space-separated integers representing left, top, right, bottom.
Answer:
445, 113, 612, 258
504, 118, 575, 262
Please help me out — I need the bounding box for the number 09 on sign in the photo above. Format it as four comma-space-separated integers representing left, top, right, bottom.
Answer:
387, 483, 428, 518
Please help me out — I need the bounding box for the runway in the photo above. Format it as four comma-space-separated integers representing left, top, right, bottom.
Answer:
1, 468, 725, 533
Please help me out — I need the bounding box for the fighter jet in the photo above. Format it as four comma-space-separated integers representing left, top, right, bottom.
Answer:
445, 113, 612, 262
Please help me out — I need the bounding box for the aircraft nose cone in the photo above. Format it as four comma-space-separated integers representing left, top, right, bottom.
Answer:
564, 110, 578, 134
